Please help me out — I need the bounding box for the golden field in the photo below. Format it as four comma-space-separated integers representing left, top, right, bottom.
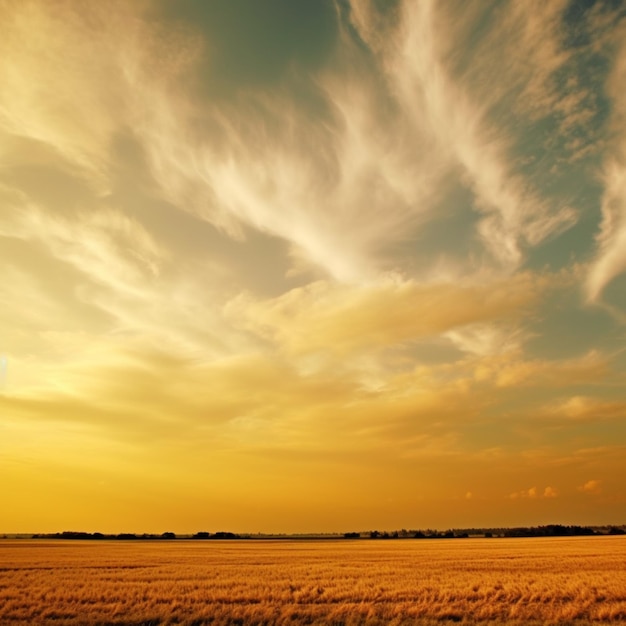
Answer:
1, 537, 625, 625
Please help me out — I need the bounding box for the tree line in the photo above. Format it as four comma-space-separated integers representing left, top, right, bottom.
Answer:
342, 525, 626, 539
30, 531, 241, 540
27, 525, 625, 541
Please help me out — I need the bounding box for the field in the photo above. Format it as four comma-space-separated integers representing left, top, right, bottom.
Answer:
1, 537, 625, 625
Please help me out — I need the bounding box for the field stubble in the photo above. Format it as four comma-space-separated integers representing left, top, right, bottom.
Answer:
0, 536, 625, 625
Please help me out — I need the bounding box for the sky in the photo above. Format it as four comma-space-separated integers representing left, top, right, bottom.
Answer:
1, 0, 626, 534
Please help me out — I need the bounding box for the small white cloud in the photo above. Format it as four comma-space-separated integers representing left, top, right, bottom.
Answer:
579, 479, 602, 494
509, 486, 558, 499
508, 486, 537, 499
543, 486, 558, 498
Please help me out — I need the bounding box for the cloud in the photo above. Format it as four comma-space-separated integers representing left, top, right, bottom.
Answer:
543, 486, 558, 498
3, 0, 619, 300
509, 486, 537, 499
0, 0, 591, 289
586, 30, 626, 302
144, 53, 451, 284
226, 272, 552, 358
586, 158, 626, 303
348, 0, 578, 271
508, 486, 557, 499
0, 199, 164, 293
579, 479, 602, 494
446, 346, 610, 391
542, 396, 626, 421
445, 323, 530, 357
0, 0, 187, 189
0, 342, 477, 466
490, 351, 610, 389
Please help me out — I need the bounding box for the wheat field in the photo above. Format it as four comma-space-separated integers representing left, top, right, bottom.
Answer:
1, 536, 625, 625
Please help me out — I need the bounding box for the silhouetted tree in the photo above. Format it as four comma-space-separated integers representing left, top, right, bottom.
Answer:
193, 531, 211, 539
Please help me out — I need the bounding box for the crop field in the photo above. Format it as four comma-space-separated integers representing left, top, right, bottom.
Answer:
1, 537, 625, 625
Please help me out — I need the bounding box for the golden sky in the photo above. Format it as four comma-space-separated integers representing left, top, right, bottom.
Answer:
1, 0, 626, 533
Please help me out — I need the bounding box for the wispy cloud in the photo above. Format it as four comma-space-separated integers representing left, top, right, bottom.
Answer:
0, 198, 163, 292
542, 396, 626, 421
226, 272, 554, 360
584, 15, 626, 303
348, 0, 579, 270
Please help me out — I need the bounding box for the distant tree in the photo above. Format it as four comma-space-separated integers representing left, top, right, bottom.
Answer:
343, 532, 360, 539
608, 527, 626, 535
192, 532, 211, 539
369, 530, 380, 539
161, 532, 176, 540
504, 528, 530, 538
58, 531, 93, 540
212, 532, 240, 539
505, 525, 596, 538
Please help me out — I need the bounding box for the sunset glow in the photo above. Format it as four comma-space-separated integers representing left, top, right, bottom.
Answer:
1, 0, 625, 533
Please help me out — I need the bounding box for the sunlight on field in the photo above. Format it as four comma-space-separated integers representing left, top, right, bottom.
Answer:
1, 537, 625, 625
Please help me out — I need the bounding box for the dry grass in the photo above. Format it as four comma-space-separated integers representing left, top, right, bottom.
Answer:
1, 536, 625, 625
